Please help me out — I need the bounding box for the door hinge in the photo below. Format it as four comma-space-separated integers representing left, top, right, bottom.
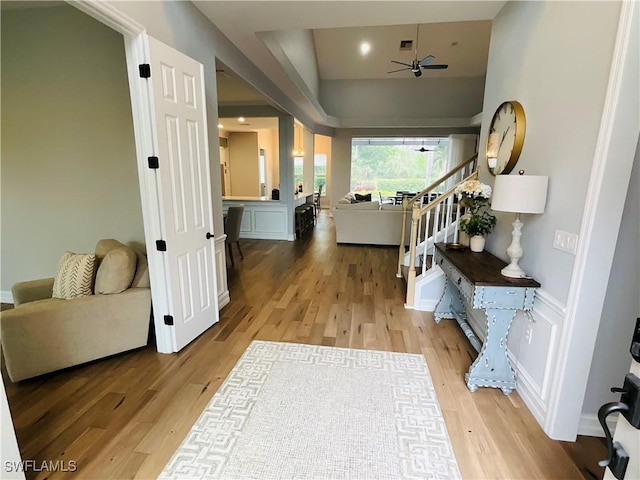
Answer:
156, 240, 167, 251
139, 63, 151, 78
163, 315, 174, 326
148, 156, 159, 169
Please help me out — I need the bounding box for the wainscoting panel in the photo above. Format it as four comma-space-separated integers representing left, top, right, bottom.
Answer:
508, 290, 564, 426
223, 201, 289, 241
253, 210, 287, 234
214, 236, 229, 310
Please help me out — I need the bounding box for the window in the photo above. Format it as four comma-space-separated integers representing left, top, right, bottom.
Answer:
293, 156, 304, 189
350, 138, 449, 197
314, 154, 327, 195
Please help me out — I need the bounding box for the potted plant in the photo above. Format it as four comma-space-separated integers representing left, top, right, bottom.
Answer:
455, 180, 497, 252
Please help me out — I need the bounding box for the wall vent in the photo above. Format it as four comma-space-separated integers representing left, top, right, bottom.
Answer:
399, 40, 413, 51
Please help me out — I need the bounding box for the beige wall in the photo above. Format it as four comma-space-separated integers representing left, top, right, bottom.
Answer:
1, 5, 143, 293
314, 134, 331, 207
228, 132, 260, 196
256, 128, 279, 196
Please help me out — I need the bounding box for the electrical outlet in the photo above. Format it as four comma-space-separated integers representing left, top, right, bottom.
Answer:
524, 325, 533, 344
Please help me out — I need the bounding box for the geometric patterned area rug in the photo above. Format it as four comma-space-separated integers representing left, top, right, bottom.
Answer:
159, 341, 461, 479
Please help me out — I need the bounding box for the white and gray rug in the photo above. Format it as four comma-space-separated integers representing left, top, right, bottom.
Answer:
159, 341, 461, 480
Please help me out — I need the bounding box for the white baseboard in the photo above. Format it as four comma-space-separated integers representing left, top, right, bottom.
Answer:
414, 299, 438, 312
578, 413, 616, 437
218, 290, 230, 310
1, 291, 13, 304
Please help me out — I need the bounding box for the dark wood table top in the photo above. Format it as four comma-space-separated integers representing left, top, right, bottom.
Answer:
435, 242, 541, 288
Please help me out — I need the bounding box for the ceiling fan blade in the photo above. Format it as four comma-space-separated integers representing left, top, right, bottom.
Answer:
421, 64, 449, 70
390, 60, 412, 67
387, 67, 411, 74
419, 55, 435, 67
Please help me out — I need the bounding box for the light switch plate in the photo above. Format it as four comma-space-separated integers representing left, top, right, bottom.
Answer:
554, 229, 578, 254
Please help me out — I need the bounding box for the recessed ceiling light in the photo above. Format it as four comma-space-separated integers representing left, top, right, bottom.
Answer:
238, 117, 245, 123
217, 124, 224, 129
359, 41, 371, 56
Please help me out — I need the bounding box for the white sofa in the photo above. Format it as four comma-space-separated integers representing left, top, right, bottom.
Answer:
332, 194, 411, 246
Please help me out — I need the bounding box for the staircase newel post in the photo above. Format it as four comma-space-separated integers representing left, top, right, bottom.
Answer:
397, 197, 409, 277
405, 203, 421, 308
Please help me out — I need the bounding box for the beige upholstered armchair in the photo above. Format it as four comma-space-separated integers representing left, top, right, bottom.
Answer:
1, 239, 152, 382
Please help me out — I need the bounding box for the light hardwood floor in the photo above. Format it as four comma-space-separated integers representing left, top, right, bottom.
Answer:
3, 211, 605, 479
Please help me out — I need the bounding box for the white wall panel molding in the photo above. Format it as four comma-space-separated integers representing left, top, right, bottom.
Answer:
223, 201, 289, 241
534, 290, 565, 402
214, 236, 229, 309
510, 356, 547, 426
508, 289, 564, 427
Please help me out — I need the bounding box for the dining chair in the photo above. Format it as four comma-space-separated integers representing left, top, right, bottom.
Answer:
224, 205, 244, 267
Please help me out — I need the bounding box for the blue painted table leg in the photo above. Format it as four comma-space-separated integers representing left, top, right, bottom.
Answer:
434, 279, 464, 324
465, 308, 517, 395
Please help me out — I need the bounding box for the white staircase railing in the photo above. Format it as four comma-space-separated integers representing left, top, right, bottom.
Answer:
396, 155, 479, 308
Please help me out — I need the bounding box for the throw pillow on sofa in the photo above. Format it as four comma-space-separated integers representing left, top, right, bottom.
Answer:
52, 251, 97, 300
354, 193, 372, 202
94, 245, 137, 294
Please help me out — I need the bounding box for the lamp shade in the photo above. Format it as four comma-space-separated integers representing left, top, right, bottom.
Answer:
491, 175, 548, 214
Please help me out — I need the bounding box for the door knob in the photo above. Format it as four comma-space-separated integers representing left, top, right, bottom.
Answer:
206, 232, 214, 239
598, 402, 629, 479
598, 373, 640, 479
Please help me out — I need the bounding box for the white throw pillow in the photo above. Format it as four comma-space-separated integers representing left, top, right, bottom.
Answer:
52, 251, 96, 299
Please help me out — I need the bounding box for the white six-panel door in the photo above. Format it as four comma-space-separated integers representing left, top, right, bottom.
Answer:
147, 36, 219, 351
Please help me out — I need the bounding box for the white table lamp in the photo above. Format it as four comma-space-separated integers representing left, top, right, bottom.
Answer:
491, 172, 548, 278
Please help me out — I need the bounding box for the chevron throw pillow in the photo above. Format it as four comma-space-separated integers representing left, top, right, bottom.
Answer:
52, 251, 97, 300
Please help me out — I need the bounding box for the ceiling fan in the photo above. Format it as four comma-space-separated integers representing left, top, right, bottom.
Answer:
415, 139, 440, 152
388, 25, 448, 77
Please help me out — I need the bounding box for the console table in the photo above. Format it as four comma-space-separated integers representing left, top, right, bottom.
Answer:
433, 242, 540, 395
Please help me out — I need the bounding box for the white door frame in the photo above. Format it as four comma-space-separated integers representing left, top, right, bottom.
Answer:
545, 1, 639, 440
70, 1, 174, 353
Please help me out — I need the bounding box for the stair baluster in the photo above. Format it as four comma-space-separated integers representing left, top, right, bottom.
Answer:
397, 154, 479, 309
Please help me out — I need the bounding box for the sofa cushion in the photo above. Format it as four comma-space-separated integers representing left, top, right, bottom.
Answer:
94, 246, 137, 294
52, 252, 97, 300
95, 239, 125, 262
130, 249, 150, 288
381, 204, 403, 211
335, 201, 380, 210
